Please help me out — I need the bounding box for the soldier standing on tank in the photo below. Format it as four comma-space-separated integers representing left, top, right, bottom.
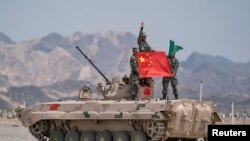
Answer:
162, 53, 179, 100
162, 40, 183, 100
129, 47, 139, 99
137, 22, 152, 86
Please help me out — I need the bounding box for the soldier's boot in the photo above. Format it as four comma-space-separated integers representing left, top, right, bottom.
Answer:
173, 92, 178, 99
161, 94, 167, 100
131, 94, 136, 100
174, 94, 178, 99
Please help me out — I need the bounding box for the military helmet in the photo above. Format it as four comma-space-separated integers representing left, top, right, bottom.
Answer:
132, 47, 138, 52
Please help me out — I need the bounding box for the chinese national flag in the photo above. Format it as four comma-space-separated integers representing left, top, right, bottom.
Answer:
137, 51, 173, 78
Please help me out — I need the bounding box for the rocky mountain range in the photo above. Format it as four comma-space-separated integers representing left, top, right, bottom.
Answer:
179, 53, 250, 112
0, 33, 15, 44
0, 32, 249, 113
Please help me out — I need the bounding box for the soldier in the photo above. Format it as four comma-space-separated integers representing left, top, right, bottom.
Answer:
162, 53, 179, 100
129, 47, 139, 99
138, 22, 152, 86
138, 22, 151, 52
122, 75, 129, 85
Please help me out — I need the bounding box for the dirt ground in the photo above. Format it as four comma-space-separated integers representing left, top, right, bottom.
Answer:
0, 118, 36, 141
0, 118, 22, 126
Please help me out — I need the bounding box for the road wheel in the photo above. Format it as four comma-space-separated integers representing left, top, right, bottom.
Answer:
131, 131, 147, 141
65, 131, 80, 141
96, 131, 112, 141
50, 130, 64, 141
80, 131, 95, 141
113, 131, 129, 141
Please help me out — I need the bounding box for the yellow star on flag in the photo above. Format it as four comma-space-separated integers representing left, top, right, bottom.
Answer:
139, 56, 145, 63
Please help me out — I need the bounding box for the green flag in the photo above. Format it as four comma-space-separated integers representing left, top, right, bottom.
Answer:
168, 40, 183, 55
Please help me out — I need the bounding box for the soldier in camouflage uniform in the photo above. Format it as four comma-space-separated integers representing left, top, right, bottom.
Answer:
129, 47, 139, 99
162, 53, 179, 100
137, 22, 151, 52
137, 22, 152, 86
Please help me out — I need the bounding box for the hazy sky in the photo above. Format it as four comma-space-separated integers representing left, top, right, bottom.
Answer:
1, 0, 250, 62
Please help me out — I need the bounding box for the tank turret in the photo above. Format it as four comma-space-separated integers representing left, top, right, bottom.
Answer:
76, 46, 154, 100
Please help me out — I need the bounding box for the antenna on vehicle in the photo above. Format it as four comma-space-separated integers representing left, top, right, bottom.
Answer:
23, 101, 26, 108
232, 102, 234, 125
199, 81, 203, 101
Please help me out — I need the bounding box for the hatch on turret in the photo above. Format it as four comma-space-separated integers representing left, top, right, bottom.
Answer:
79, 85, 92, 100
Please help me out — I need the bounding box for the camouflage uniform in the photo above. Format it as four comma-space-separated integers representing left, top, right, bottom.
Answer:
137, 27, 151, 52
138, 26, 152, 86
162, 55, 179, 99
129, 49, 139, 99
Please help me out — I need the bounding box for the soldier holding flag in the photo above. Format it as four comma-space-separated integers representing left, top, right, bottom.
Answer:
137, 22, 153, 87
162, 40, 183, 100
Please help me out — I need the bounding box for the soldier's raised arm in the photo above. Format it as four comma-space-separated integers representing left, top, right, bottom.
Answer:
140, 22, 144, 34
137, 22, 144, 45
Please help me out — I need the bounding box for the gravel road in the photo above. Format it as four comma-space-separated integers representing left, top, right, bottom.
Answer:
0, 125, 37, 141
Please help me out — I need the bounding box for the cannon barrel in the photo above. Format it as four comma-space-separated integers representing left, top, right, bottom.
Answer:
76, 46, 112, 85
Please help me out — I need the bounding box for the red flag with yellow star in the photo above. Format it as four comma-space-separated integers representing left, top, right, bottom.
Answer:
137, 51, 173, 77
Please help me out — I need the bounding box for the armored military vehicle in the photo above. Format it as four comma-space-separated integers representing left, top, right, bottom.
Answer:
15, 47, 221, 141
